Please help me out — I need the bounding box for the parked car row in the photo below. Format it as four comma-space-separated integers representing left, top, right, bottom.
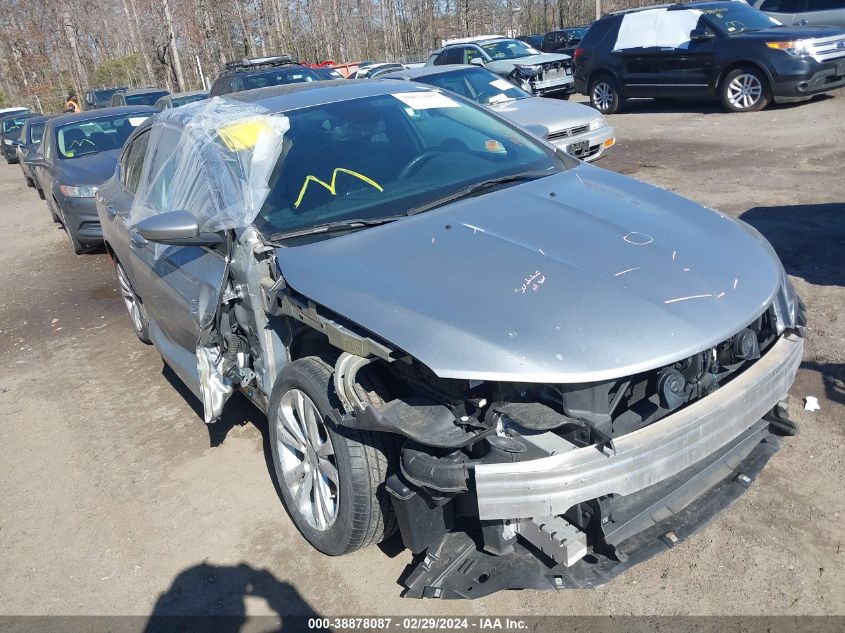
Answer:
1, 8, 811, 597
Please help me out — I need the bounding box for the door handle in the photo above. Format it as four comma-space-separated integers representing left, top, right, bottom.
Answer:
129, 229, 148, 248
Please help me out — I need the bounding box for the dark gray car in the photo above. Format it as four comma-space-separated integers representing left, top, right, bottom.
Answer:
15, 114, 54, 191
1, 110, 34, 163
111, 88, 170, 107
98, 82, 804, 598
154, 90, 209, 110
31, 106, 156, 253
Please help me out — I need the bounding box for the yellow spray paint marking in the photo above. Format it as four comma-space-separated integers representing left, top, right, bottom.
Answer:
218, 117, 274, 151
294, 168, 384, 209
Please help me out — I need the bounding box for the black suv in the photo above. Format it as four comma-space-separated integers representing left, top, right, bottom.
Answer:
210, 56, 322, 96
573, 1, 845, 113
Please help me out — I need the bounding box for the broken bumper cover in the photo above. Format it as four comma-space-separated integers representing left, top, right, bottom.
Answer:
474, 333, 803, 520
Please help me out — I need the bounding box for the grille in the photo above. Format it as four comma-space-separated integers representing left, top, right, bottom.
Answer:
548, 123, 589, 140
808, 35, 845, 63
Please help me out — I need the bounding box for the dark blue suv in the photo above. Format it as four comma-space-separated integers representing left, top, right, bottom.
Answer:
573, 1, 845, 112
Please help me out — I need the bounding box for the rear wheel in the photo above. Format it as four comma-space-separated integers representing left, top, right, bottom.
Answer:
589, 75, 622, 114
115, 261, 151, 344
720, 67, 771, 112
269, 357, 398, 556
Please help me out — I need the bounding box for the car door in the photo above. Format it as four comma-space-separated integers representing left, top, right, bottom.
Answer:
648, 31, 718, 97
615, 47, 662, 96
758, 0, 810, 23
36, 128, 57, 206
800, 0, 845, 26
103, 128, 151, 284
127, 136, 229, 400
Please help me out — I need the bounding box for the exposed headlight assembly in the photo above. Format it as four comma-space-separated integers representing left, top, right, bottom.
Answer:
514, 64, 542, 79
588, 115, 607, 131
766, 39, 812, 56
59, 184, 98, 198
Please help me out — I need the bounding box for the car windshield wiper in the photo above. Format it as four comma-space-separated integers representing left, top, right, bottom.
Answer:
270, 216, 401, 241
405, 169, 554, 217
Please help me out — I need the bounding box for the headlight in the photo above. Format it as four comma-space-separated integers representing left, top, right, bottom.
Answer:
59, 184, 98, 198
3, 139, 12, 146
588, 115, 607, 131
514, 64, 542, 79
766, 40, 812, 56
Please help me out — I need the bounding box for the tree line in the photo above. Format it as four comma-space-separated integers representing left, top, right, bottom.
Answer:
0, 0, 657, 112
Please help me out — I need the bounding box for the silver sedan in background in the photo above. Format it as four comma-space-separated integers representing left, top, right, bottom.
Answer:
380, 64, 615, 161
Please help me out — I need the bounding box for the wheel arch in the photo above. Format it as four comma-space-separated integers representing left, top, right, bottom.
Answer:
716, 59, 774, 92
587, 67, 625, 96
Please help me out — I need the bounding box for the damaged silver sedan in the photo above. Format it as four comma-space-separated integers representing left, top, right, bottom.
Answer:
96, 80, 805, 598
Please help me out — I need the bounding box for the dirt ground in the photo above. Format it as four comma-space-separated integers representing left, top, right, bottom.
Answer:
0, 92, 843, 620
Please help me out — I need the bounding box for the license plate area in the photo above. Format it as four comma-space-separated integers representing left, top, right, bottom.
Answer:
567, 140, 589, 157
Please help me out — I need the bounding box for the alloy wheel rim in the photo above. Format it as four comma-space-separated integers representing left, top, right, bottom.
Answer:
727, 74, 762, 110
116, 264, 144, 333
276, 389, 339, 531
593, 82, 614, 111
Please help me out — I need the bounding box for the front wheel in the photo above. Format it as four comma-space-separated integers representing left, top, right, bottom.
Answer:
115, 261, 151, 344
589, 75, 622, 114
268, 357, 398, 556
720, 67, 771, 112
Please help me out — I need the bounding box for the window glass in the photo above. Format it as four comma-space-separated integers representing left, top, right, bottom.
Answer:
422, 68, 530, 104
2, 115, 32, 139
125, 91, 168, 106
56, 113, 150, 159
443, 47, 464, 64
29, 121, 46, 144
806, 0, 845, 11
172, 93, 209, 107
480, 39, 539, 60
243, 68, 319, 90
760, 0, 806, 11
122, 131, 150, 193
255, 91, 563, 237
699, 3, 783, 32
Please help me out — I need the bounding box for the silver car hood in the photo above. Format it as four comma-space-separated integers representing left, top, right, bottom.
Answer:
275, 164, 782, 383
489, 97, 598, 131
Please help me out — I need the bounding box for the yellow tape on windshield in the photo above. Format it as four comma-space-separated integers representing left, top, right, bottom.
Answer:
218, 117, 273, 151
294, 168, 383, 208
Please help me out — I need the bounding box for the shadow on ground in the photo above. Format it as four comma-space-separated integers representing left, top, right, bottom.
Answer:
143, 562, 319, 632
613, 94, 834, 115
740, 203, 845, 288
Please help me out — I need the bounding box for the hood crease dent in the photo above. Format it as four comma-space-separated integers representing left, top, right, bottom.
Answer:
276, 164, 785, 384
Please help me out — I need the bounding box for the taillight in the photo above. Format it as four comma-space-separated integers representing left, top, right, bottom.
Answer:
574, 47, 585, 62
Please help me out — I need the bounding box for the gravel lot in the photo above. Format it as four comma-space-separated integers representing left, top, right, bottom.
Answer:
0, 92, 843, 619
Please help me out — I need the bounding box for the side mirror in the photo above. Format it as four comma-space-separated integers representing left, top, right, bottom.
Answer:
690, 28, 714, 41
469, 57, 485, 66
135, 210, 223, 246
797, 18, 808, 25
524, 124, 550, 140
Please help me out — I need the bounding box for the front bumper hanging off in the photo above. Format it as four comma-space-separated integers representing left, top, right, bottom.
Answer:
398, 334, 803, 598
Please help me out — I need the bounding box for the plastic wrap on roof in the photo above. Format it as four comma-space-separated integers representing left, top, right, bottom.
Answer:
614, 8, 703, 51
129, 96, 290, 233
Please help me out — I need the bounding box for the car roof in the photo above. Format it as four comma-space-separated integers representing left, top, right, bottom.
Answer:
223, 79, 443, 112
47, 106, 157, 128
0, 111, 34, 122
610, 0, 738, 15
168, 90, 209, 98
23, 114, 56, 124
120, 88, 169, 96
379, 64, 480, 80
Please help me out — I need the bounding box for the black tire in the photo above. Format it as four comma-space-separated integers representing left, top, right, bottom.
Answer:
268, 357, 399, 556
720, 66, 771, 113
59, 209, 87, 254
25, 175, 34, 188
37, 187, 46, 201
589, 74, 622, 114
115, 260, 151, 344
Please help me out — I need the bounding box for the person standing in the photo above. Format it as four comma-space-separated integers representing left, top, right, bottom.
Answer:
64, 93, 81, 113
